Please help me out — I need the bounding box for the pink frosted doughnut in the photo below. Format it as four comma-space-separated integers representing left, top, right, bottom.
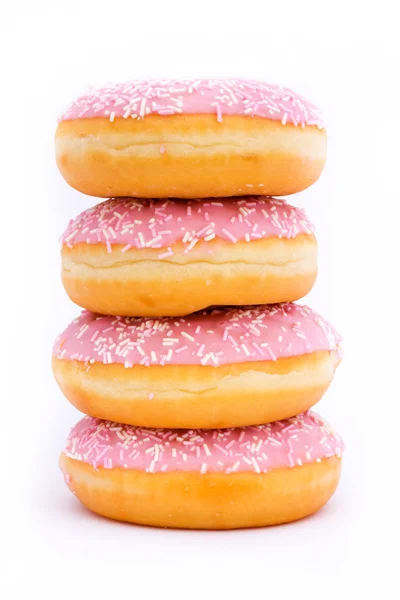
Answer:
60, 411, 344, 529
55, 78, 327, 198
52, 303, 342, 428
60, 197, 317, 316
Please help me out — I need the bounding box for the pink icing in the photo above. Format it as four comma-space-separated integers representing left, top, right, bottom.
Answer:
62, 411, 343, 474
53, 304, 342, 367
59, 78, 324, 128
61, 197, 314, 252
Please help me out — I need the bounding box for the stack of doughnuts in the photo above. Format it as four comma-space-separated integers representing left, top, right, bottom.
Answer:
53, 78, 343, 529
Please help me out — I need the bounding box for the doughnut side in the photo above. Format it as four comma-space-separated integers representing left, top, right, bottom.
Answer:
61, 235, 317, 316
59, 454, 341, 529
52, 350, 339, 428
55, 115, 327, 198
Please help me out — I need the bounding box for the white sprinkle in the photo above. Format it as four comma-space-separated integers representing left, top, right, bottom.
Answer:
146, 235, 162, 247
76, 324, 88, 339
241, 343, 251, 357
221, 228, 237, 243
203, 444, 211, 456
181, 331, 195, 342
186, 237, 198, 251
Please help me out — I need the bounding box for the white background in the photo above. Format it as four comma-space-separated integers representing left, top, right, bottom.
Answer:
3, 1, 399, 598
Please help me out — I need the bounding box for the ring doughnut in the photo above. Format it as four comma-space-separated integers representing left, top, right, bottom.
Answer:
52, 304, 342, 429
60, 411, 343, 529
55, 78, 327, 199
61, 197, 317, 317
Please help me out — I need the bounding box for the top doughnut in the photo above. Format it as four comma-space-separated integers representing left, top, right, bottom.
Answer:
55, 78, 327, 198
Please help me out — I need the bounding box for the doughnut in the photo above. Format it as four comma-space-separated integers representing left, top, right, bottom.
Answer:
55, 78, 327, 199
61, 197, 317, 317
60, 411, 344, 529
52, 304, 342, 429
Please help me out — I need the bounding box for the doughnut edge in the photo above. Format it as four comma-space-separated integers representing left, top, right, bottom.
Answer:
60, 454, 342, 529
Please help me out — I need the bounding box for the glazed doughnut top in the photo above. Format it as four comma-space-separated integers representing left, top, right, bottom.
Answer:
61, 197, 314, 253
59, 78, 324, 128
63, 412, 344, 473
53, 304, 342, 367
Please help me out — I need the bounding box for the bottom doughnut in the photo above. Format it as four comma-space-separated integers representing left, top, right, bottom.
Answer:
60, 413, 343, 529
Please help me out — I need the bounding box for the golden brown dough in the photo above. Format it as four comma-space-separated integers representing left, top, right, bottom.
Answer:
61, 234, 317, 317
55, 115, 326, 198
52, 350, 340, 429
60, 454, 341, 529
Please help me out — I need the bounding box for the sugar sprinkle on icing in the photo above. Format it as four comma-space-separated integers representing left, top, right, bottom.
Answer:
62, 411, 343, 474
59, 78, 324, 128
53, 304, 342, 367
61, 197, 315, 252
